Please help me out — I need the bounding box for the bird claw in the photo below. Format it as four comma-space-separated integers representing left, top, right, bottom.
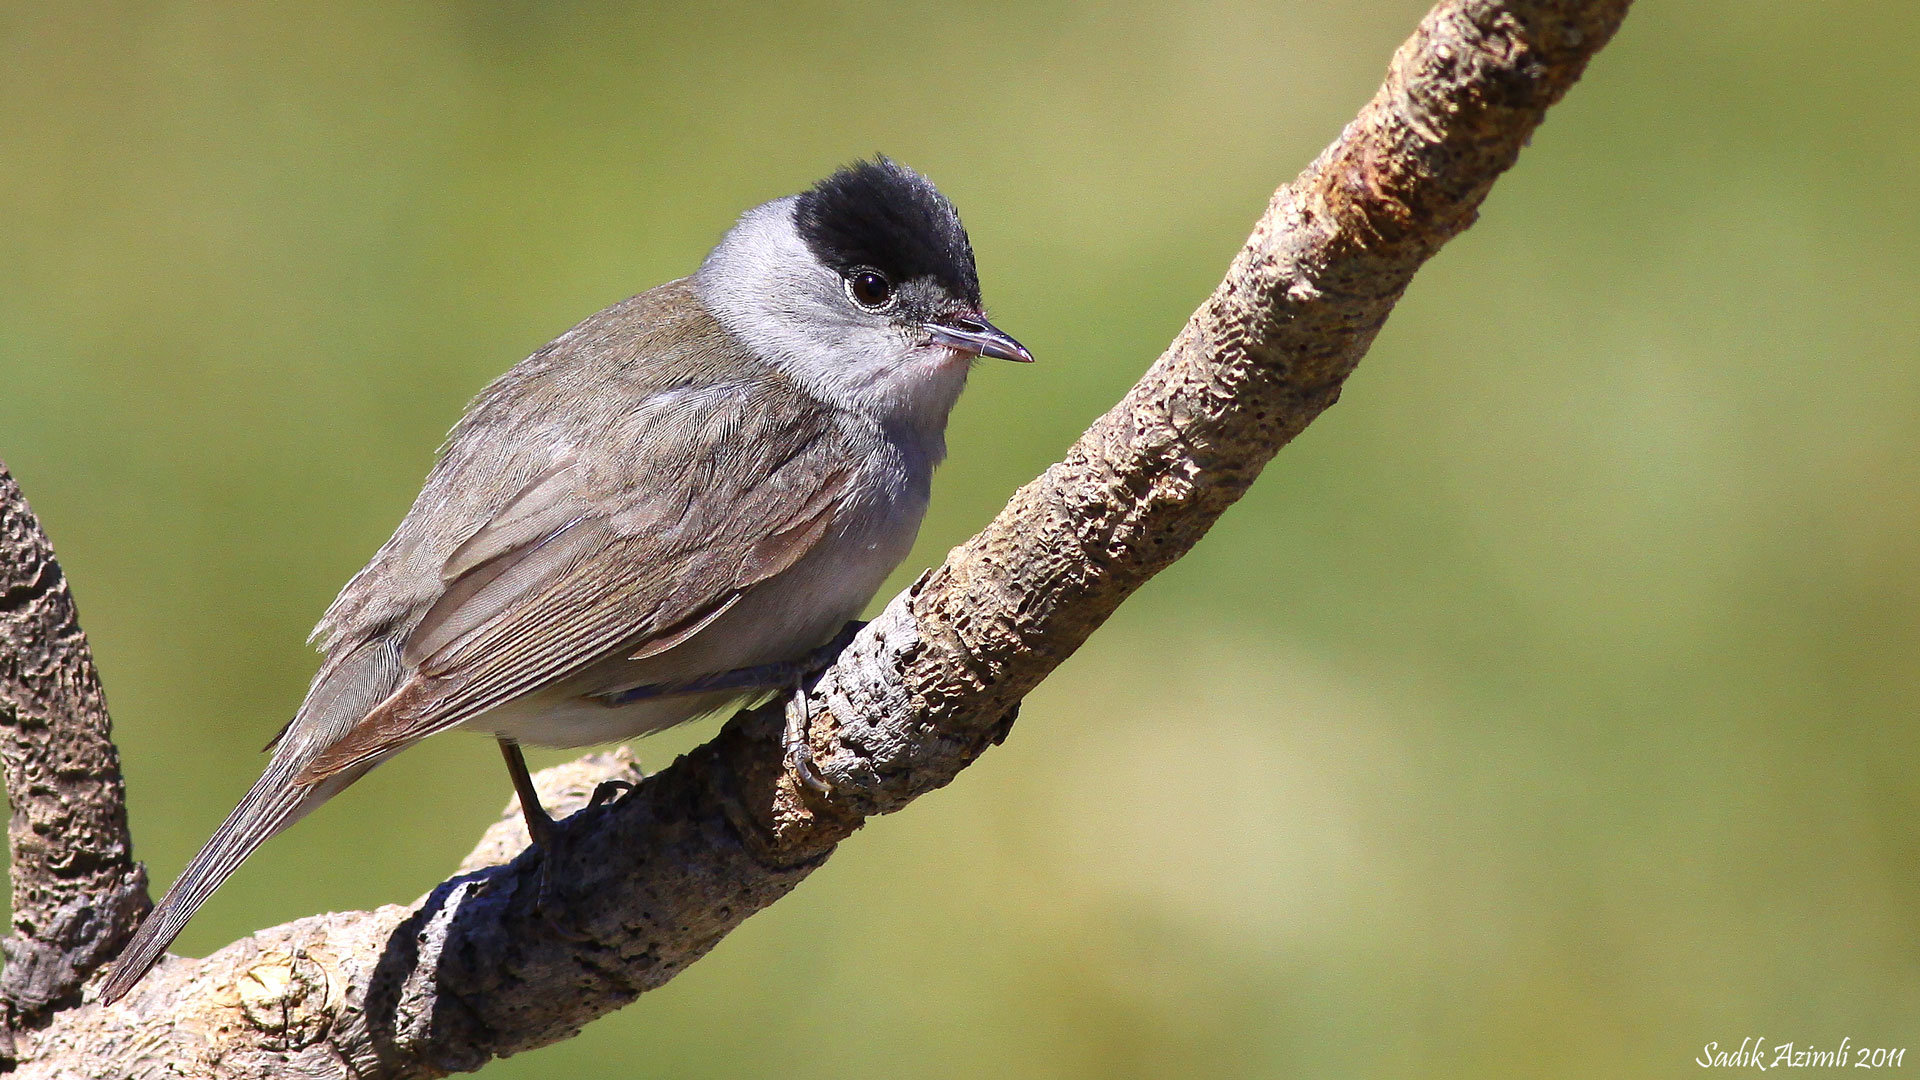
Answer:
783, 676, 833, 797
588, 778, 635, 808
780, 620, 869, 796
783, 724, 832, 795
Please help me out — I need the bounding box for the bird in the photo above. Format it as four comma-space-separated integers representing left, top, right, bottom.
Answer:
99, 157, 1030, 1005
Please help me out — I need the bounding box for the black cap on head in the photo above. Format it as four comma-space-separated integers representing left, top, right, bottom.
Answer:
794, 157, 982, 308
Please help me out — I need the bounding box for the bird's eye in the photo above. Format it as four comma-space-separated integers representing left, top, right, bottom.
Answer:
847, 270, 893, 309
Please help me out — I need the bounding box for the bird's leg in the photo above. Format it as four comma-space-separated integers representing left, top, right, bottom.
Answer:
498, 737, 564, 909
498, 737, 558, 849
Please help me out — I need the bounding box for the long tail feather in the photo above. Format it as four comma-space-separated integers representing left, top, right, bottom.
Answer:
98, 753, 343, 1004
99, 639, 404, 1003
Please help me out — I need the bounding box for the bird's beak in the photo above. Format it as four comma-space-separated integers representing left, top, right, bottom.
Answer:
926, 315, 1034, 363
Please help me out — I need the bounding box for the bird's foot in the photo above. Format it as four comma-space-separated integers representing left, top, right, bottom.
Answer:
779, 622, 866, 796
783, 687, 831, 795
588, 778, 635, 808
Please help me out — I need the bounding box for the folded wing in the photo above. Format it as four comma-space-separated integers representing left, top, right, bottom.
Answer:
299, 379, 855, 781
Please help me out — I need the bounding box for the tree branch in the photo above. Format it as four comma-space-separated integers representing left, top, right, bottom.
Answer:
2, 0, 1632, 1074
0, 466, 150, 1039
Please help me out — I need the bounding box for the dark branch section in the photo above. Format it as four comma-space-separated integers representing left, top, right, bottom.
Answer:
0, 466, 150, 1036
1, 1, 1631, 1074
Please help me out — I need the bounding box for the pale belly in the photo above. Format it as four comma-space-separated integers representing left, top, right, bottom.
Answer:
469, 475, 925, 749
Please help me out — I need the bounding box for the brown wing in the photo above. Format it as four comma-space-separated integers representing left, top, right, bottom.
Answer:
297, 382, 856, 782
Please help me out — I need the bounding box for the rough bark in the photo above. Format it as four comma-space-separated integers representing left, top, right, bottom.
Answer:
0, 468, 151, 1038
0, 0, 1633, 1074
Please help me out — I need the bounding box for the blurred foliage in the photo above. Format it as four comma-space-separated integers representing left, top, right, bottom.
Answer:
3, 1, 1918, 1075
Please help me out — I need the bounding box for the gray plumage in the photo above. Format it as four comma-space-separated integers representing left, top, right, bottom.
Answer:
100, 158, 1028, 1004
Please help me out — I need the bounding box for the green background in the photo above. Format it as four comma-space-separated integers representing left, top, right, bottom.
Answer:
4, 1, 1916, 1075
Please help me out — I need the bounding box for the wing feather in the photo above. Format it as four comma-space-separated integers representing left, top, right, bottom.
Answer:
405, 513, 594, 667
298, 381, 860, 782
439, 456, 584, 582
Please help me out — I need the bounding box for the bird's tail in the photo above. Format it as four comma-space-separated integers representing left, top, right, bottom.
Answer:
97, 751, 350, 1005
99, 638, 403, 1004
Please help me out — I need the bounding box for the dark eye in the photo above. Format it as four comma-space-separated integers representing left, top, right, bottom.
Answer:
847, 269, 893, 309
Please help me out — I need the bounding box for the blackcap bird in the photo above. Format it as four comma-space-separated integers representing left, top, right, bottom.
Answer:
100, 158, 1029, 1004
